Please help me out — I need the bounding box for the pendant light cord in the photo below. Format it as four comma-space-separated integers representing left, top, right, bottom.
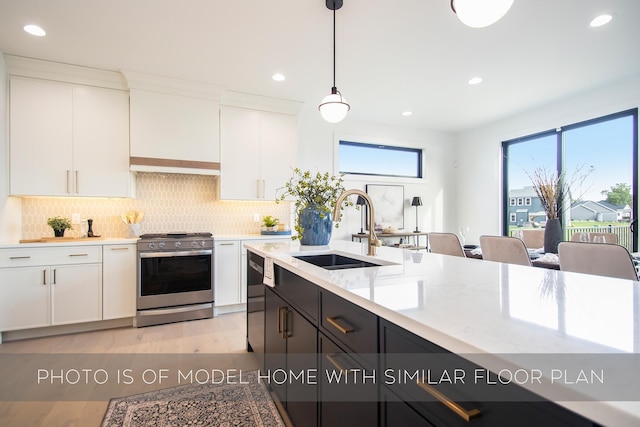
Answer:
332, 6, 336, 89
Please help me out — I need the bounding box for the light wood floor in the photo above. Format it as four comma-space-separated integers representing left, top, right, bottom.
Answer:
0, 312, 248, 427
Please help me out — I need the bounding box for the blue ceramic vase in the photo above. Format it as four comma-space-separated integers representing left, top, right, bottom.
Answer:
299, 206, 332, 245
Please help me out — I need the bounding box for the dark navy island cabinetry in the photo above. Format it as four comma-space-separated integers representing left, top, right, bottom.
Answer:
246, 249, 601, 427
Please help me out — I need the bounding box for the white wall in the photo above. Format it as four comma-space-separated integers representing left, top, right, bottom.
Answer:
296, 102, 456, 242
0, 53, 22, 243
454, 74, 640, 245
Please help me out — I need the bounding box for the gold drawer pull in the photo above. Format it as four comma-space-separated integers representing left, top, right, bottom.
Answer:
325, 353, 349, 374
326, 316, 354, 334
416, 380, 481, 422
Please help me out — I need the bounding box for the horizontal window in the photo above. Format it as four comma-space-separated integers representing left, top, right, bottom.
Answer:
338, 140, 422, 178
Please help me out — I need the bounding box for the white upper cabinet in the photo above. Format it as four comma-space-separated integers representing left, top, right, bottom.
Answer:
123, 70, 223, 176
9, 77, 131, 197
219, 105, 298, 200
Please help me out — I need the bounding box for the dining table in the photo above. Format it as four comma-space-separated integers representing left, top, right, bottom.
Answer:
463, 246, 560, 270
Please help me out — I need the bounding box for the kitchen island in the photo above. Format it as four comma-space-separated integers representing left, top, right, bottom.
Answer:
245, 239, 640, 427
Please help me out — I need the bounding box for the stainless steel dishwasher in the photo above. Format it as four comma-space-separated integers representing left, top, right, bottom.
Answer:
247, 251, 265, 361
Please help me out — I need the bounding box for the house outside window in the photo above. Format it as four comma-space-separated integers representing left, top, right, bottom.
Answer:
510, 198, 516, 206
525, 197, 532, 206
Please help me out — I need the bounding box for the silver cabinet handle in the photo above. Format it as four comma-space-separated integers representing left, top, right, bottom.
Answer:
52, 269, 57, 285
66, 170, 71, 194
69, 253, 89, 257
10, 256, 31, 260
110, 247, 129, 251
75, 170, 79, 194
219, 243, 235, 246
43, 269, 47, 285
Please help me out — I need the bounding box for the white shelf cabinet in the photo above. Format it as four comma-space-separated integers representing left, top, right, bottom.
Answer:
219, 106, 297, 200
0, 246, 102, 332
102, 244, 136, 320
214, 240, 243, 308
9, 77, 131, 197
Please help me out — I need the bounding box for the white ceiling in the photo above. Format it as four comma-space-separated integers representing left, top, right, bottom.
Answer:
0, 0, 638, 132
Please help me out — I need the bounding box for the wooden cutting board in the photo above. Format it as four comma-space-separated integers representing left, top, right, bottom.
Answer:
19, 236, 105, 243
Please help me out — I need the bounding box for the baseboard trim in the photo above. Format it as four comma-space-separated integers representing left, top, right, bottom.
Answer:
0, 318, 134, 343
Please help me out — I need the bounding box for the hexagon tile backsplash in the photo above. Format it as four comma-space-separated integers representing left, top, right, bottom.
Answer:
21, 172, 293, 239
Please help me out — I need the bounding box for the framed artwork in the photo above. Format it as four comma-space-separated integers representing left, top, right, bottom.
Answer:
365, 184, 404, 230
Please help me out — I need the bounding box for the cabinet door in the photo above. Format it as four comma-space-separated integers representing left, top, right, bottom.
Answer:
0, 267, 50, 331
102, 245, 136, 320
214, 241, 242, 306
73, 86, 131, 197
9, 77, 73, 196
260, 111, 297, 200
51, 264, 102, 325
219, 106, 262, 199
265, 288, 287, 402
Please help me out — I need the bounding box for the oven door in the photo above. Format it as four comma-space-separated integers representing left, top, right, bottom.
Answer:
137, 249, 214, 310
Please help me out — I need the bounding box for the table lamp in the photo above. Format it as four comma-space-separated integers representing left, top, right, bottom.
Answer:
411, 196, 422, 233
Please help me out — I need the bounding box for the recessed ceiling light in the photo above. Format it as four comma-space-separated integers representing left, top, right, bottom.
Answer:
468, 77, 483, 85
590, 14, 612, 27
24, 24, 46, 37
272, 73, 285, 82
402, 111, 413, 117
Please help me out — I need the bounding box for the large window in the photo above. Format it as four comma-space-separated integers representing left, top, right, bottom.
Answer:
338, 140, 422, 178
502, 109, 638, 251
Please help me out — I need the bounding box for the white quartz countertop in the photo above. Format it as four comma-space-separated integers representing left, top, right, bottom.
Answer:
0, 237, 139, 248
244, 239, 640, 426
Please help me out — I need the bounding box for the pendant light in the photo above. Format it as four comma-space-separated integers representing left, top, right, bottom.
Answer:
450, 0, 514, 28
319, 0, 350, 123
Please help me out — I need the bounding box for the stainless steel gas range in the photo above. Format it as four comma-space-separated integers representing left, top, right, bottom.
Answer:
136, 232, 214, 327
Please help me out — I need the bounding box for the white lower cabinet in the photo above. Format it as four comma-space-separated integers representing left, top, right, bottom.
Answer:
0, 267, 50, 331
102, 244, 136, 320
51, 263, 102, 325
0, 246, 103, 333
214, 240, 243, 309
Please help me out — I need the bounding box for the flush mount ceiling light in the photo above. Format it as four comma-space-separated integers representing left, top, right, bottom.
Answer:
272, 73, 286, 82
590, 14, 612, 28
318, 0, 350, 123
24, 24, 46, 36
468, 76, 483, 85
450, 0, 514, 28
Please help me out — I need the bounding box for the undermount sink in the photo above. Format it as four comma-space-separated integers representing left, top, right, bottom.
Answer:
293, 253, 382, 270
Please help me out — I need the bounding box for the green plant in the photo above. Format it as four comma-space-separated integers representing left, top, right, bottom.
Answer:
47, 216, 73, 232
262, 215, 279, 228
276, 168, 352, 240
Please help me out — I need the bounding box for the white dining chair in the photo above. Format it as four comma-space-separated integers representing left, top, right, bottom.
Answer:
570, 232, 618, 244
558, 241, 638, 280
428, 232, 465, 257
479, 235, 531, 266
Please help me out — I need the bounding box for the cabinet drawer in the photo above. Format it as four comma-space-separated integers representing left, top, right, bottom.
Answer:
0, 246, 102, 267
320, 290, 378, 354
274, 266, 319, 324
380, 320, 594, 427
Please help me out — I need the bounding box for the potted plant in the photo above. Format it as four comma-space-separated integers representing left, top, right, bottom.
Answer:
47, 216, 73, 237
277, 168, 351, 245
527, 165, 592, 253
262, 215, 280, 232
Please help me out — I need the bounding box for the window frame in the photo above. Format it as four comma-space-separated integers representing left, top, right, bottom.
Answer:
337, 139, 423, 179
502, 108, 638, 251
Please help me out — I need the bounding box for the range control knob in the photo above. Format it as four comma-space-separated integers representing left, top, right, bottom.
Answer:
200, 240, 206, 247
148, 242, 155, 249
191, 241, 198, 248
158, 242, 166, 249
175, 241, 182, 248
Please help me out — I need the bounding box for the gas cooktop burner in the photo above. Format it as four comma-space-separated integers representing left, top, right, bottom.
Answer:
139, 232, 213, 240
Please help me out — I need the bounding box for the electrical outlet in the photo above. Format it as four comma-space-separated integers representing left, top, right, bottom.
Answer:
71, 213, 81, 224
254, 213, 261, 223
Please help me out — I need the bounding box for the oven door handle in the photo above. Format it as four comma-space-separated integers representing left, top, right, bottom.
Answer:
139, 249, 212, 258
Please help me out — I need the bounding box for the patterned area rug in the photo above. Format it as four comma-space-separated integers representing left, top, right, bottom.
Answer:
101, 370, 285, 427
